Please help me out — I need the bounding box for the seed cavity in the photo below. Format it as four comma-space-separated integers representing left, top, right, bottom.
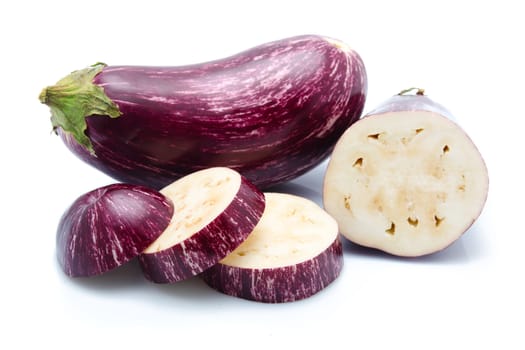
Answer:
203, 199, 216, 206
344, 195, 351, 211
458, 174, 466, 192
214, 177, 230, 186
407, 217, 419, 227
372, 196, 383, 212
402, 128, 424, 144
385, 222, 396, 235
442, 145, 450, 154
353, 157, 363, 167
237, 251, 247, 257
301, 215, 315, 224
434, 215, 445, 227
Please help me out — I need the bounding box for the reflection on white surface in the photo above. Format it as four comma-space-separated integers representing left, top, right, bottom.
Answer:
267, 159, 328, 206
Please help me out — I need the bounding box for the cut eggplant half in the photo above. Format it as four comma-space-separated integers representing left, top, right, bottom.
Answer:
201, 192, 343, 303
56, 184, 174, 277
323, 91, 489, 257
139, 167, 265, 283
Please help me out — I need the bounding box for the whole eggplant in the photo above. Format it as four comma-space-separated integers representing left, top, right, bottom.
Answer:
40, 35, 367, 189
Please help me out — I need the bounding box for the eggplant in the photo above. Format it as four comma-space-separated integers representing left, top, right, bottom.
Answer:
201, 192, 343, 303
323, 88, 489, 257
56, 183, 174, 277
39, 35, 367, 189
138, 167, 265, 283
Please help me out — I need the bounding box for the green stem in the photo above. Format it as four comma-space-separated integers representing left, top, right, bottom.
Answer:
39, 63, 122, 155
398, 87, 426, 96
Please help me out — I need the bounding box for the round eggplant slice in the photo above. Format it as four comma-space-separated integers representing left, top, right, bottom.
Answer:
139, 167, 265, 283
201, 192, 343, 303
323, 92, 489, 257
56, 184, 174, 277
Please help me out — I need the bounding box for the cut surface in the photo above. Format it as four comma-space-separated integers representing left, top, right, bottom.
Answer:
220, 192, 339, 268
323, 111, 489, 256
138, 167, 265, 283
202, 192, 342, 303
143, 167, 241, 253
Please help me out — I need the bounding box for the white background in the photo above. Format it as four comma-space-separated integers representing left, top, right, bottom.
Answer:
1, 0, 523, 348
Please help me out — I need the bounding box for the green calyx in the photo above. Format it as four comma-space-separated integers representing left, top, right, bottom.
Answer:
39, 62, 122, 155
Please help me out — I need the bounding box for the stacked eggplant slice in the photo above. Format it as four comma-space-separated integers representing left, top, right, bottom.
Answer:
57, 168, 343, 303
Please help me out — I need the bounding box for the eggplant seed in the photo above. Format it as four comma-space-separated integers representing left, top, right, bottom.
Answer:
434, 215, 445, 227
344, 195, 351, 211
385, 222, 396, 235
407, 217, 419, 227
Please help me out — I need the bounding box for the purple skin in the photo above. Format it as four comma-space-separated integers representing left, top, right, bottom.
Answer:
56, 35, 367, 189
56, 184, 174, 277
138, 176, 265, 283
201, 237, 343, 303
365, 88, 455, 120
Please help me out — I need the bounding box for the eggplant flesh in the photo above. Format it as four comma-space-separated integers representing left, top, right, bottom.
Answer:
138, 167, 266, 283
323, 90, 489, 256
201, 192, 343, 303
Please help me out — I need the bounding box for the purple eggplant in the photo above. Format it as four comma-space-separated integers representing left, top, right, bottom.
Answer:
39, 35, 367, 189
138, 167, 266, 283
201, 192, 343, 303
57, 183, 174, 277
323, 88, 489, 257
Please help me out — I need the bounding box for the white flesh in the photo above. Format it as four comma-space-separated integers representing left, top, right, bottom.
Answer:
143, 167, 241, 253
220, 192, 338, 268
323, 111, 489, 256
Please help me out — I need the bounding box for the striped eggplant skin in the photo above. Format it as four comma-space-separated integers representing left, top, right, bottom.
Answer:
201, 237, 343, 303
138, 175, 265, 284
58, 35, 367, 189
56, 184, 174, 277
366, 88, 455, 120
